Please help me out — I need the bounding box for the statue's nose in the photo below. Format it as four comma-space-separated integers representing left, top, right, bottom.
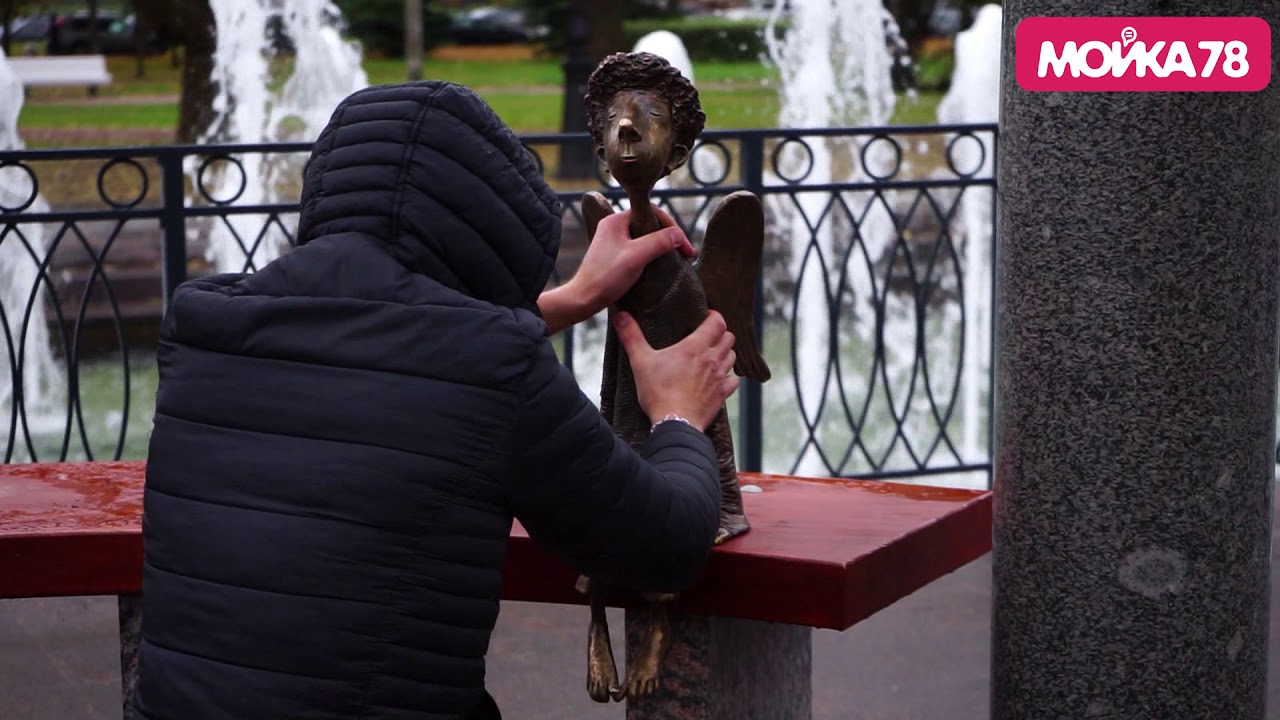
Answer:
617, 118, 641, 143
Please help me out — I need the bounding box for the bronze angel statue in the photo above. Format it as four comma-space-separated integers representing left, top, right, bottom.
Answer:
574, 51, 772, 703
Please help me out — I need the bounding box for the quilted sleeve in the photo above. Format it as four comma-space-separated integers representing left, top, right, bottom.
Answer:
504, 339, 721, 593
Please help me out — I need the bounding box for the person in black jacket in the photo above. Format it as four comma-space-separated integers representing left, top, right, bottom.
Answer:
131, 81, 738, 720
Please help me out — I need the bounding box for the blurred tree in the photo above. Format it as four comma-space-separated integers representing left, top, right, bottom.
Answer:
955, 0, 997, 28
134, 0, 215, 142
127, 0, 150, 79
555, 0, 626, 178
884, 0, 939, 53
522, 0, 672, 56
87, 0, 99, 53
585, 0, 624, 61
405, 0, 423, 80
885, 0, 998, 53
0, 0, 38, 56
129, 0, 456, 142
333, 0, 450, 57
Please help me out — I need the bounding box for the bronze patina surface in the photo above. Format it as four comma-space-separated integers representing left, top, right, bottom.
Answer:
575, 51, 772, 704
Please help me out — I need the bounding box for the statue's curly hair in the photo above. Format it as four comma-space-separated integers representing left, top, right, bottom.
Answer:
585, 52, 705, 157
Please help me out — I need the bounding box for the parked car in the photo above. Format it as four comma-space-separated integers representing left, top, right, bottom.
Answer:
927, 0, 965, 37
450, 7, 531, 45
47, 11, 169, 55
1, 15, 53, 47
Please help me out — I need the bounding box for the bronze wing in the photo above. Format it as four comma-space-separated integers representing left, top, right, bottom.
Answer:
696, 190, 771, 382
581, 190, 614, 242
579, 191, 621, 422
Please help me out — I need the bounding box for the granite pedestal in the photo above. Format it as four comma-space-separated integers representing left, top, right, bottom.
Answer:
993, 2, 1280, 718
623, 613, 812, 720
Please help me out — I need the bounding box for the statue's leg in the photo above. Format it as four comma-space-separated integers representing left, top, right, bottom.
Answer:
624, 594, 677, 699
709, 407, 750, 544
584, 578, 621, 703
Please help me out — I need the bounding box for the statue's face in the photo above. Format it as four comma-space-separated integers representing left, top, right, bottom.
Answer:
596, 89, 688, 193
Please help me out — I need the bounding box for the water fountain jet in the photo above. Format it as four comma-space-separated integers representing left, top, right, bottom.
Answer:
0, 47, 62, 461
764, 0, 904, 477
198, 0, 369, 274
937, 4, 1001, 477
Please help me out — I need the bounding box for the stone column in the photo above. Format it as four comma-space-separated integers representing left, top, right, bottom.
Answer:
119, 593, 142, 719
624, 612, 812, 720
993, 3, 1280, 719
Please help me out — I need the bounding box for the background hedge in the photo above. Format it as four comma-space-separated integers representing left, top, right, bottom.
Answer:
622, 16, 786, 63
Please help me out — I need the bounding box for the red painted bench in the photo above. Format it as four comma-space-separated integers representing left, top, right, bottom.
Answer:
0, 460, 992, 718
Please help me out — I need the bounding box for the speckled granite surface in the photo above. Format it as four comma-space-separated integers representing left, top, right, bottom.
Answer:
624, 610, 812, 720
118, 594, 140, 720
993, 2, 1280, 718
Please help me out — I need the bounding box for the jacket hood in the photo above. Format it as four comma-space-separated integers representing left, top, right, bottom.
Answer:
296, 81, 563, 313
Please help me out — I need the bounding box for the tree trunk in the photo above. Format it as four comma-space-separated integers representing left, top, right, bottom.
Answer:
585, 0, 624, 62
133, 10, 147, 79
88, 0, 99, 52
175, 0, 216, 143
135, 0, 217, 142
1, 1, 13, 57
87, 0, 100, 95
405, 0, 423, 81
885, 0, 938, 55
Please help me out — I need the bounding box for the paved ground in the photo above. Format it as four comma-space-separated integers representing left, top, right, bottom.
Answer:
3, 497, 1279, 719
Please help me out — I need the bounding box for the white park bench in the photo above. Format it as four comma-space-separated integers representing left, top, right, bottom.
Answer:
6, 54, 112, 91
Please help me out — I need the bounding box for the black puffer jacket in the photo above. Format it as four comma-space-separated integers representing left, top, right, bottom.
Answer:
133, 82, 721, 720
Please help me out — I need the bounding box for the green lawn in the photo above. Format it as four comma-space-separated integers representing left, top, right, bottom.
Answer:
16, 52, 944, 142
893, 92, 949, 126
365, 57, 564, 88
20, 103, 179, 129
20, 49, 781, 96
45, 55, 778, 94
18, 90, 940, 135
366, 57, 777, 88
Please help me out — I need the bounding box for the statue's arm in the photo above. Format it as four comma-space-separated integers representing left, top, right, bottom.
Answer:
504, 339, 721, 593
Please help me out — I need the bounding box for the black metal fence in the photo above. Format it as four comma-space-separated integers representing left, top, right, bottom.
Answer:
0, 124, 999, 488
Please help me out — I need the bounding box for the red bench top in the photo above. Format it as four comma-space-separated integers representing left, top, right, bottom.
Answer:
0, 461, 991, 631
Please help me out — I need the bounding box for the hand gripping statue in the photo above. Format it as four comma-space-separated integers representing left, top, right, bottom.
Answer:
575, 51, 772, 704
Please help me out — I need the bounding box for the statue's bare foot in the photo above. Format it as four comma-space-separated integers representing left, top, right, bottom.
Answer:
624, 636, 663, 698
624, 604, 672, 699
587, 620, 619, 703
714, 510, 750, 545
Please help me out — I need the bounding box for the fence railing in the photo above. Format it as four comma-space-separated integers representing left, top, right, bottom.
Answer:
1, 124, 999, 488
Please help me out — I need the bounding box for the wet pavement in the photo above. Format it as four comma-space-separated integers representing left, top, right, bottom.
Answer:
4, 496, 1280, 719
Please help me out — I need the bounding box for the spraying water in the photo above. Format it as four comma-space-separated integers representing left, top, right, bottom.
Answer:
0, 48, 24, 151
633, 30, 694, 83
0, 46, 62, 457
199, 0, 369, 274
937, 4, 1001, 471
764, 0, 901, 477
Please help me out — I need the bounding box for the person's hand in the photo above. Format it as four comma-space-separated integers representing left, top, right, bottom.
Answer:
571, 205, 695, 314
613, 309, 739, 432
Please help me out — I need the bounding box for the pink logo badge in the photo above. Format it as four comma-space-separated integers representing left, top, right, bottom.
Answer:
1015, 16, 1272, 92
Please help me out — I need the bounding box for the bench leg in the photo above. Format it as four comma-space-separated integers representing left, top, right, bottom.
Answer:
118, 593, 142, 720
624, 610, 812, 720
